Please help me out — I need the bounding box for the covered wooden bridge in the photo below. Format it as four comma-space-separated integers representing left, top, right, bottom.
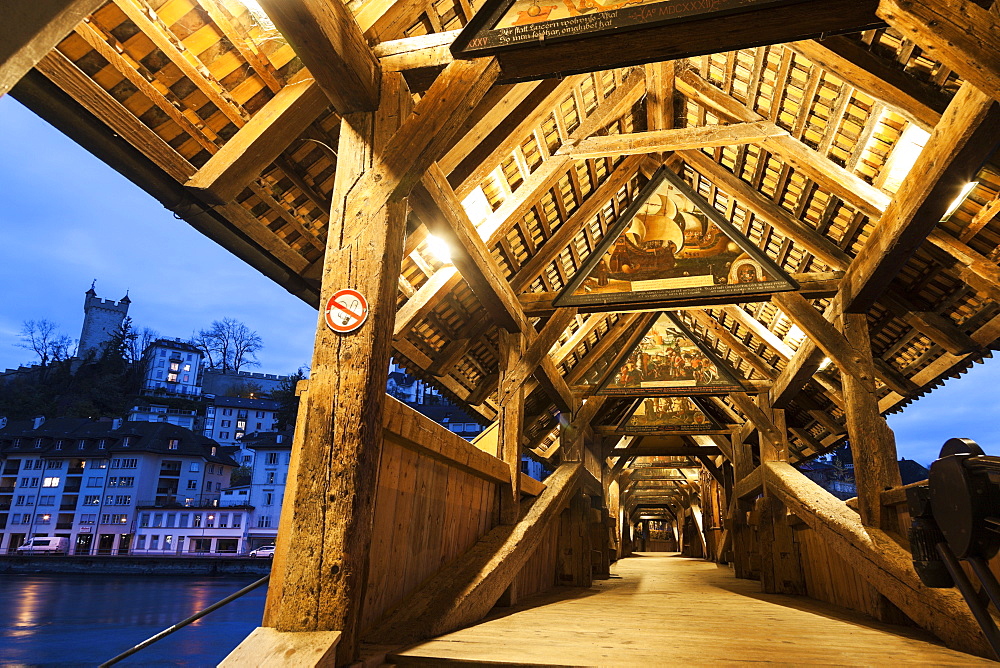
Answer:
4, 0, 1000, 663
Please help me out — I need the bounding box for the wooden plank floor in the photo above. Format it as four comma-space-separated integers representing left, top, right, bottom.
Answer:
387, 552, 993, 666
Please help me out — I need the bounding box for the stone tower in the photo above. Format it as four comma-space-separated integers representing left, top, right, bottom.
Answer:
78, 283, 131, 359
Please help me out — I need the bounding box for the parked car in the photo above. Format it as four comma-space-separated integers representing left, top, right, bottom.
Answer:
16, 537, 69, 554
248, 545, 275, 558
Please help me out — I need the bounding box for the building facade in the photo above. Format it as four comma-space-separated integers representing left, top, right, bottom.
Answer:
202, 396, 281, 465
142, 338, 204, 397
0, 418, 237, 555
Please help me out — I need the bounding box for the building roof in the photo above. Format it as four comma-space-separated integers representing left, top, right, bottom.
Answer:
0, 418, 238, 467
211, 395, 281, 410
240, 430, 295, 451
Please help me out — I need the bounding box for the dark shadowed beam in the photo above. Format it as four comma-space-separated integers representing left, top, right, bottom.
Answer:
878, 0, 1000, 105
256, 0, 381, 113
1, 0, 104, 97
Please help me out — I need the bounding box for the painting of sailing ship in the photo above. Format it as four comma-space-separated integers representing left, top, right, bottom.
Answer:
556, 167, 795, 308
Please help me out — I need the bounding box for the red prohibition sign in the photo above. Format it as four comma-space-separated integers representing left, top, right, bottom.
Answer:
325, 288, 369, 333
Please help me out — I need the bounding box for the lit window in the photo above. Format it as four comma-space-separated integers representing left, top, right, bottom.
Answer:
42, 477, 60, 488
168, 439, 180, 450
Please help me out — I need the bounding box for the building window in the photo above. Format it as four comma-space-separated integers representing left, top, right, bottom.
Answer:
167, 373, 178, 383
193, 514, 202, 528
55, 440, 64, 451
189, 462, 200, 472
84, 495, 100, 506
264, 491, 274, 506
33, 460, 44, 469
78, 440, 86, 450
187, 480, 197, 490
36, 513, 51, 524
42, 477, 60, 488
34, 439, 43, 449
150, 535, 159, 550
163, 535, 173, 551
15, 495, 26, 506
222, 409, 233, 416
232, 513, 241, 529
257, 515, 271, 528
80, 513, 96, 525
166, 513, 176, 528
135, 536, 146, 549
265, 452, 280, 465
220, 432, 230, 440
109, 476, 134, 488
153, 513, 162, 527
179, 514, 189, 528
38, 495, 55, 506
219, 513, 229, 528
221, 420, 231, 428
168, 439, 179, 450
112, 458, 137, 469
87, 477, 102, 487
98, 439, 107, 450
266, 471, 275, 484
46, 460, 63, 469
121, 437, 131, 447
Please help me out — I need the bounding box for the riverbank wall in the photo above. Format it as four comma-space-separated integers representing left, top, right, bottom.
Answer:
0, 555, 271, 576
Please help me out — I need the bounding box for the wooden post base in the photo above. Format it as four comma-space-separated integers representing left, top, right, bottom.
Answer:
221, 628, 341, 667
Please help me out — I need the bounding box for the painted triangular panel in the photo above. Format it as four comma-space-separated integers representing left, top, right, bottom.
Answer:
555, 166, 797, 309
596, 312, 744, 396
617, 396, 724, 433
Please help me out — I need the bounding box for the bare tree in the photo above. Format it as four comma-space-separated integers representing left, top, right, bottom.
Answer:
17, 320, 75, 367
191, 318, 263, 372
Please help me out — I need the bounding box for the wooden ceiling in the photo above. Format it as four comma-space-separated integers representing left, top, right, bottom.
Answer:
6, 0, 1000, 511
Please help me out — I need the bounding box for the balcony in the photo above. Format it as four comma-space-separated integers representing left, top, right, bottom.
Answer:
0, 486, 14, 494
56, 522, 73, 529
137, 495, 223, 509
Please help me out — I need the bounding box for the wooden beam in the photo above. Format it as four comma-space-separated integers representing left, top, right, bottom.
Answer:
644, 60, 675, 134
363, 462, 583, 645
374, 30, 457, 72
788, 36, 945, 131
186, 79, 330, 203
728, 392, 784, 450
772, 292, 873, 384
677, 69, 891, 221
688, 310, 778, 381
520, 273, 841, 315
498, 330, 527, 525
878, 0, 1000, 105
497, 308, 578, 408
263, 72, 408, 665
347, 58, 499, 232
1, 0, 104, 97
610, 445, 722, 457
557, 122, 788, 159
544, 396, 608, 462
679, 150, 852, 271
837, 82, 1000, 312
413, 164, 523, 332
764, 461, 991, 658
839, 312, 902, 529
256, 0, 381, 113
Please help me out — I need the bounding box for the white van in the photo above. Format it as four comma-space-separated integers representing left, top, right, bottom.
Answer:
16, 537, 69, 554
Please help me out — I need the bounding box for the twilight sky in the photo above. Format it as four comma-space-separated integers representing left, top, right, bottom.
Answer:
1, 94, 997, 466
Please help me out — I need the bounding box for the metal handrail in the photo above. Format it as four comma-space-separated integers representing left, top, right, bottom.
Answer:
99, 574, 269, 667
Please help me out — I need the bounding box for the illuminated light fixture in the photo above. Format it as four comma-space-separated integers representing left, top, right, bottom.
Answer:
426, 234, 453, 264
941, 182, 980, 222
818, 357, 832, 371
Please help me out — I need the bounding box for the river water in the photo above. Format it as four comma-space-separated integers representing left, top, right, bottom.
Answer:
0, 574, 266, 666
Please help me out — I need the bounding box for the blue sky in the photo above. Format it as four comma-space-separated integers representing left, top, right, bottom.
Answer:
0, 96, 317, 377
1, 94, 997, 466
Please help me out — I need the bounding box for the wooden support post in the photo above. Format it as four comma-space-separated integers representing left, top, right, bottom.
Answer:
557, 493, 593, 587
262, 73, 409, 666
729, 429, 756, 580
498, 330, 527, 526
839, 312, 902, 529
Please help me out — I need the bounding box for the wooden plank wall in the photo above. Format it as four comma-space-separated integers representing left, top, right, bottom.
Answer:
515, 520, 560, 598
360, 423, 501, 631
794, 524, 887, 619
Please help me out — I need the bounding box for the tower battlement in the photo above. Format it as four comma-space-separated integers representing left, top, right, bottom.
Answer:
79, 285, 131, 359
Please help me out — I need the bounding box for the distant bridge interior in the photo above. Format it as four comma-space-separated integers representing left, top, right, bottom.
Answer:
5, 0, 1000, 664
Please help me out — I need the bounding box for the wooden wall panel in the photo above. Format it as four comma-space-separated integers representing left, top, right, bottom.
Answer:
795, 524, 885, 619
515, 519, 560, 599
361, 439, 500, 631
